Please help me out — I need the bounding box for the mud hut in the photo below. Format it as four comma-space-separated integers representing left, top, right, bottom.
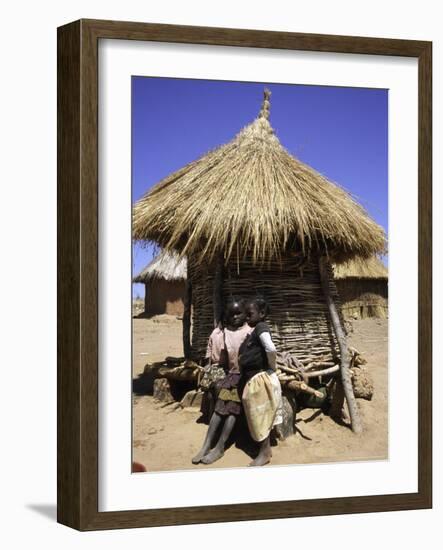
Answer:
133, 250, 187, 317
133, 90, 386, 432
333, 256, 388, 320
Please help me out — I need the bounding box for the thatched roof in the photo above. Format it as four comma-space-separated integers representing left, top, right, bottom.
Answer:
133, 90, 387, 264
133, 250, 187, 283
333, 256, 388, 280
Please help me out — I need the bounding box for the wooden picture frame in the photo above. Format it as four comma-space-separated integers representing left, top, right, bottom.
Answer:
57, 19, 432, 530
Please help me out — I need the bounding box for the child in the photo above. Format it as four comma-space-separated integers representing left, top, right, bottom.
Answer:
192, 297, 252, 465
239, 297, 283, 466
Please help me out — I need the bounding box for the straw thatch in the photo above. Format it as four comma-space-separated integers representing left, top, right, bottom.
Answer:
333, 256, 388, 280
333, 256, 388, 319
133, 90, 386, 265
133, 250, 187, 283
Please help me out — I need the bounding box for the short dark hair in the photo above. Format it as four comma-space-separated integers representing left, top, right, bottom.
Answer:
247, 295, 269, 316
225, 295, 246, 308
224, 296, 246, 313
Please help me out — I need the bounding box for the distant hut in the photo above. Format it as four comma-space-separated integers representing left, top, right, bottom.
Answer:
133, 90, 386, 432
133, 251, 187, 317
333, 256, 388, 320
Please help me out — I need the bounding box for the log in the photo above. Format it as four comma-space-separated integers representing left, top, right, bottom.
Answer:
182, 278, 192, 359
164, 356, 185, 365
282, 379, 324, 398
157, 366, 200, 382
153, 378, 174, 402
304, 365, 340, 378
319, 256, 363, 433
145, 361, 201, 384
180, 389, 203, 408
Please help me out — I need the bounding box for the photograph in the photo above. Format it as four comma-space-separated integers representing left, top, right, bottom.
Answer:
131, 77, 389, 472
55, 15, 432, 530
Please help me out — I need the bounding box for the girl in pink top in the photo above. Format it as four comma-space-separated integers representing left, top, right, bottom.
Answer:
192, 297, 251, 465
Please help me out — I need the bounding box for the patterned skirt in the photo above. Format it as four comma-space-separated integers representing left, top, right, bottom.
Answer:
242, 370, 283, 442
214, 371, 242, 416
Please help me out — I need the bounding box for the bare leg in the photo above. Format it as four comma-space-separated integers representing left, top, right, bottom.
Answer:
249, 435, 271, 467
201, 414, 237, 464
192, 412, 222, 464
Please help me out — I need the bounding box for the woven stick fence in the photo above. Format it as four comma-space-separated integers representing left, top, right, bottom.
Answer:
188, 252, 343, 367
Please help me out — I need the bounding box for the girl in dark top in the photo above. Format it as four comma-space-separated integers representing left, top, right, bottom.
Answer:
239, 297, 282, 466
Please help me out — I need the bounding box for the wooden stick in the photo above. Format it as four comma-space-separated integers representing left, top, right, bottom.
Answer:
182, 278, 192, 359
304, 361, 336, 370
213, 253, 224, 328
144, 282, 149, 314
277, 363, 303, 376
304, 365, 340, 378
278, 374, 301, 384
319, 256, 362, 433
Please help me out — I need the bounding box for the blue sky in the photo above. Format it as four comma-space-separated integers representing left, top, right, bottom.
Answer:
132, 77, 388, 298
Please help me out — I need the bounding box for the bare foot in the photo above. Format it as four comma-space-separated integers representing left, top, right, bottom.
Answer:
201, 447, 224, 464
249, 453, 271, 467
192, 448, 209, 464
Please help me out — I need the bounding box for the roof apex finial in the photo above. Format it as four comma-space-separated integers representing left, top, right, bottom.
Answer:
258, 88, 271, 120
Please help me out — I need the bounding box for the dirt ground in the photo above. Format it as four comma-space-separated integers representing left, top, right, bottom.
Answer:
132, 315, 388, 472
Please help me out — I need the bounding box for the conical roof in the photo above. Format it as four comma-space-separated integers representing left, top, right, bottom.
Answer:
133, 250, 187, 283
133, 90, 386, 264
333, 255, 388, 280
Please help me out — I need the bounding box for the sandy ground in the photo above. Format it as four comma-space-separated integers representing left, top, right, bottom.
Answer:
132, 315, 388, 472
